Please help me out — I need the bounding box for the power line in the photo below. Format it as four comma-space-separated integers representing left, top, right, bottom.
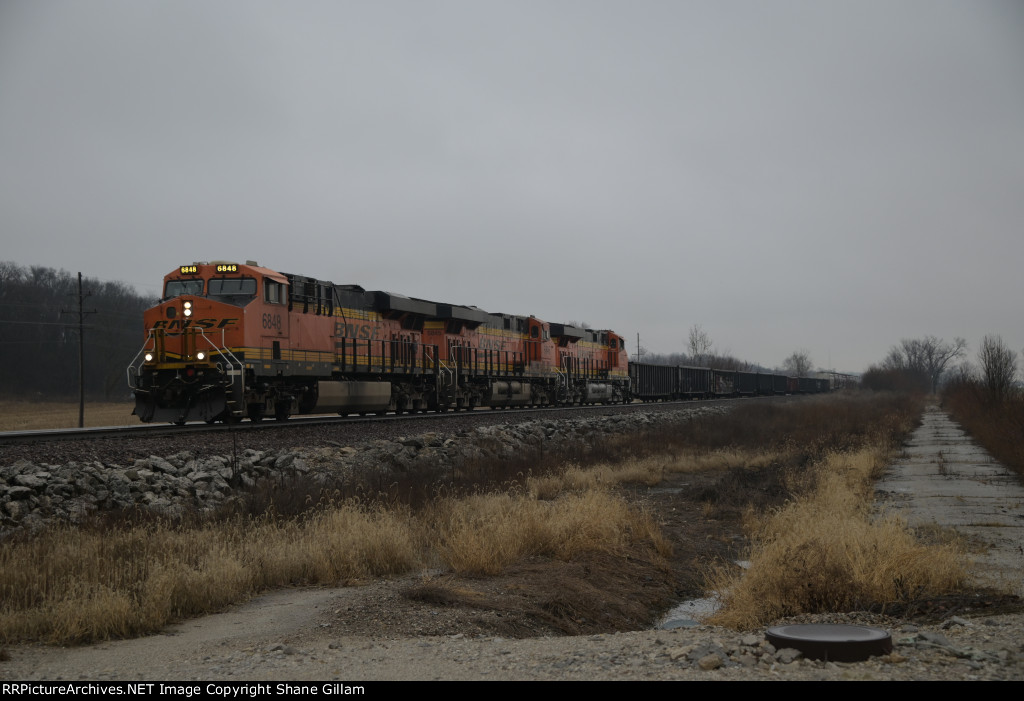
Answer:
0, 319, 96, 327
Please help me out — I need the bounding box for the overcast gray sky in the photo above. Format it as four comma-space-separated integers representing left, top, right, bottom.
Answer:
1, 0, 1022, 374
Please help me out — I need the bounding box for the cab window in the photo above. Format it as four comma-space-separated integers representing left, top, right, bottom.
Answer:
210, 277, 257, 296
164, 279, 204, 299
265, 279, 286, 304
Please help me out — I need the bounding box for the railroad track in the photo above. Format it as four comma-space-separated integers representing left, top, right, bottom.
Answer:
0, 396, 774, 446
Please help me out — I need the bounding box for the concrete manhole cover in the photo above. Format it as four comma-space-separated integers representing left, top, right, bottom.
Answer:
765, 624, 893, 662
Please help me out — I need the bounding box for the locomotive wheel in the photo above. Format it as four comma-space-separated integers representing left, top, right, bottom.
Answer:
247, 404, 264, 423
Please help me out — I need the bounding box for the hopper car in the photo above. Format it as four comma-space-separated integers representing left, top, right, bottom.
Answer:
627, 363, 830, 401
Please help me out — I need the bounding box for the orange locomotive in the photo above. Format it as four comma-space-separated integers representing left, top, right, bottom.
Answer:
128, 261, 630, 424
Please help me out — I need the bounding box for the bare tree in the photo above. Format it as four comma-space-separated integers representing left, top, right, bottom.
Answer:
946, 361, 978, 387
883, 336, 967, 393
687, 324, 713, 367
782, 350, 813, 377
706, 352, 752, 371
978, 334, 1017, 402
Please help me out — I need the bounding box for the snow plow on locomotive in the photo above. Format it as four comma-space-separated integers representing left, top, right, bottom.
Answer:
127, 261, 631, 424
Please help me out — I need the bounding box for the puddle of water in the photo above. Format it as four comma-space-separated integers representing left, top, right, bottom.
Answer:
658, 596, 722, 629
657, 561, 749, 629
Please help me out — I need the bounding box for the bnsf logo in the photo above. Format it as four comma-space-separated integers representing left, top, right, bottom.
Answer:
335, 322, 380, 340
152, 319, 238, 330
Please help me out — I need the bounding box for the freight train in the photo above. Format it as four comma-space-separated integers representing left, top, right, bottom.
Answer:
628, 362, 830, 402
127, 261, 827, 424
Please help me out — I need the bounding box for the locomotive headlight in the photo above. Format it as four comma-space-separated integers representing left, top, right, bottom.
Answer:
183, 301, 193, 317
144, 353, 153, 362
196, 352, 205, 360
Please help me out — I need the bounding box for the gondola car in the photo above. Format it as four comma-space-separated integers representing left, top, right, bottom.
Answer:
627, 361, 831, 401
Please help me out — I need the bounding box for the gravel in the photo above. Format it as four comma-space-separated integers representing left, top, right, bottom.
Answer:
3, 587, 1021, 681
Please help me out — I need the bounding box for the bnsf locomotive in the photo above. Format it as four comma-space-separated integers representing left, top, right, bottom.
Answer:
128, 261, 630, 424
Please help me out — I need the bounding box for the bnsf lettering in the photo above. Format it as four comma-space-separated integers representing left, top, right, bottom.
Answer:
478, 338, 505, 350
334, 322, 380, 340
152, 318, 238, 330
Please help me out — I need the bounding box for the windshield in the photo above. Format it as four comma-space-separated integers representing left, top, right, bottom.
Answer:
164, 279, 204, 298
209, 277, 257, 296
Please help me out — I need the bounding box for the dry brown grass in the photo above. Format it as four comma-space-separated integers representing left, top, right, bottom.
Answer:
524, 449, 791, 502
0, 399, 136, 430
943, 386, 1024, 478
0, 503, 423, 644
705, 448, 968, 630
0, 486, 665, 644
426, 488, 671, 575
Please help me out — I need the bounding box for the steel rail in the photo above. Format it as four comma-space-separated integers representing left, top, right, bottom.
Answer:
0, 395, 788, 445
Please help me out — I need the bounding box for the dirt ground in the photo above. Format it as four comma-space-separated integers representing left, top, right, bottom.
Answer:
2, 461, 1023, 681
314, 468, 744, 640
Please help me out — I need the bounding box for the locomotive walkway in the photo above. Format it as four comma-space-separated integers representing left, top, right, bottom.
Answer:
874, 402, 1024, 597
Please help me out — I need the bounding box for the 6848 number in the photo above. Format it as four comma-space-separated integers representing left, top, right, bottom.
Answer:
262, 313, 282, 330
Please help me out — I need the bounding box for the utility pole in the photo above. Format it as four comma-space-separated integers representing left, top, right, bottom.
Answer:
61, 273, 95, 428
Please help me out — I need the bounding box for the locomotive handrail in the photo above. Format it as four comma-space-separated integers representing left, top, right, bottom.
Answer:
126, 328, 243, 386
554, 365, 569, 402
193, 328, 243, 378
436, 359, 454, 408
422, 345, 439, 376
437, 358, 455, 386
126, 329, 160, 387
555, 364, 569, 389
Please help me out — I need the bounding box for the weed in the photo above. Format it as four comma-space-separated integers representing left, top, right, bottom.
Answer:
704, 448, 967, 630
942, 386, 1024, 478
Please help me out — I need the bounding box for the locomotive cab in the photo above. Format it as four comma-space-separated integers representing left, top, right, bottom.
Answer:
128, 261, 290, 424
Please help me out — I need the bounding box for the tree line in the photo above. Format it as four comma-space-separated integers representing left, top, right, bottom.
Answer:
634, 324, 818, 376
862, 334, 1019, 401
0, 262, 155, 399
